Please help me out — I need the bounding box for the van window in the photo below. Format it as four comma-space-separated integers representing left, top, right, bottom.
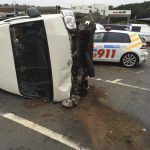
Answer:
132, 26, 141, 32
104, 32, 131, 43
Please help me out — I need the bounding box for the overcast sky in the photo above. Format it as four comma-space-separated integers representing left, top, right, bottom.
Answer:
0, 0, 149, 7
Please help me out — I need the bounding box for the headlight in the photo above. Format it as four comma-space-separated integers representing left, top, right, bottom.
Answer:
64, 16, 76, 29
61, 10, 74, 17
61, 10, 77, 30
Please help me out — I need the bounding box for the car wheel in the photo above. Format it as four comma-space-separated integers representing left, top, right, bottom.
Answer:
121, 53, 138, 68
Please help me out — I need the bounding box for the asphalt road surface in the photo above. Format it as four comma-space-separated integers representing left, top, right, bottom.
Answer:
0, 47, 150, 150
91, 46, 150, 130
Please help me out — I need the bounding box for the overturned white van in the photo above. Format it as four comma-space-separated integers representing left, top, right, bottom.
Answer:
0, 8, 76, 102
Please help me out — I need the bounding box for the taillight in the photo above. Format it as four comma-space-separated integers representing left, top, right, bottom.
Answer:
105, 27, 111, 32
141, 44, 147, 49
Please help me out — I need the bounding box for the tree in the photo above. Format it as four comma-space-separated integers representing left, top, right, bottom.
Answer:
114, 1, 150, 19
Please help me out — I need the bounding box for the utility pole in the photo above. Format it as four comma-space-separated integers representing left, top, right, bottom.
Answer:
13, 0, 16, 15
93, 0, 95, 12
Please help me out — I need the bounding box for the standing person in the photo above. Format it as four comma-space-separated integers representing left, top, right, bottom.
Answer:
62, 14, 96, 108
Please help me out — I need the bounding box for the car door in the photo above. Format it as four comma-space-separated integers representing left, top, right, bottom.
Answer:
94, 32, 124, 62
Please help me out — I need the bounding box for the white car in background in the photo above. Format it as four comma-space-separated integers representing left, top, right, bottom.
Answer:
93, 29, 148, 67
129, 24, 150, 45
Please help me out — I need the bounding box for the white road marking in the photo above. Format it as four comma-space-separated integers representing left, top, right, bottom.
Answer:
106, 80, 150, 92
107, 79, 122, 83
96, 78, 102, 81
91, 78, 150, 92
135, 71, 145, 74
1, 113, 89, 150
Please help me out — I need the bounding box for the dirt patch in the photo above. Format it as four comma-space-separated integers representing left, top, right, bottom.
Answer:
42, 113, 53, 117
24, 99, 49, 108
74, 86, 150, 150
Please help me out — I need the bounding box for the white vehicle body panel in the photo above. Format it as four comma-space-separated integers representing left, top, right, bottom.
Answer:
0, 24, 20, 95
94, 42, 129, 62
44, 16, 71, 102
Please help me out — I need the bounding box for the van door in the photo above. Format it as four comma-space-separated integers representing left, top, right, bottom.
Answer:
10, 21, 53, 100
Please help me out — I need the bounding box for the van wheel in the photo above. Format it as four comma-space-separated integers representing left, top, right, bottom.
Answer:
121, 53, 138, 68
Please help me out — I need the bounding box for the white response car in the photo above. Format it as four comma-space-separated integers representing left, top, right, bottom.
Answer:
93, 30, 148, 67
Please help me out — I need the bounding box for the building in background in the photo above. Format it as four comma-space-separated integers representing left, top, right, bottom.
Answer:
0, 4, 131, 24
136, 17, 150, 24
108, 10, 131, 24
71, 3, 109, 17
71, 4, 131, 24
0, 6, 26, 20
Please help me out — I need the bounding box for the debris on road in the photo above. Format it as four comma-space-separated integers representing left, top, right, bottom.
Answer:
74, 86, 150, 150
22, 85, 150, 150
142, 128, 147, 132
61, 95, 80, 108
24, 100, 48, 109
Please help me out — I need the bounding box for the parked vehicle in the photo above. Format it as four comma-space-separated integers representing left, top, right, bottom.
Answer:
129, 24, 150, 45
103, 24, 130, 31
93, 29, 148, 67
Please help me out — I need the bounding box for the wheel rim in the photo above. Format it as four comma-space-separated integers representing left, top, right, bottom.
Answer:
122, 53, 137, 67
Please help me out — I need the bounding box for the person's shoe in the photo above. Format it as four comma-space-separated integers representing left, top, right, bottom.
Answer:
71, 95, 80, 105
61, 99, 74, 108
